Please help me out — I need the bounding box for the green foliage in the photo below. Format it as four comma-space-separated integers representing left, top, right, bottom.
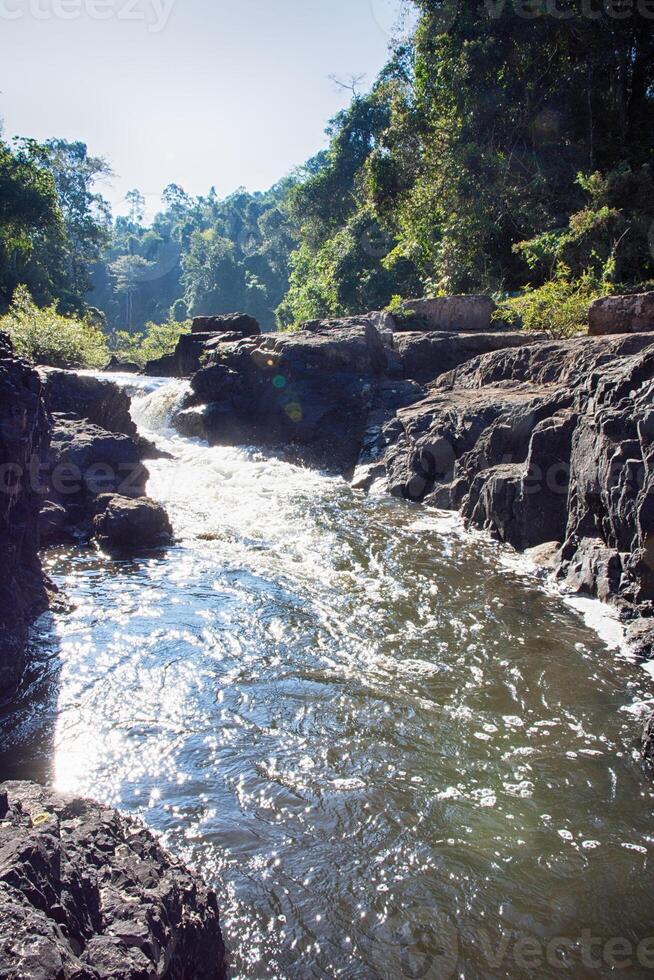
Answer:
112, 318, 190, 368
494, 266, 613, 339
283, 2, 653, 312
92, 179, 297, 334
3, 4, 653, 341
515, 168, 654, 287
0, 134, 111, 315
0, 284, 109, 367
0, 138, 65, 309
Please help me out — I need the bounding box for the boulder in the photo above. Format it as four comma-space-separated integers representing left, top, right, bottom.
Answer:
42, 369, 138, 439
48, 418, 148, 501
38, 500, 72, 548
0, 781, 226, 980
93, 494, 173, 553
143, 352, 177, 377
178, 323, 388, 474
643, 713, 654, 765
393, 329, 547, 382
104, 355, 140, 374
626, 618, 654, 660
191, 313, 261, 337
397, 295, 497, 332
588, 292, 654, 335
42, 417, 149, 543
0, 334, 50, 692
173, 403, 251, 445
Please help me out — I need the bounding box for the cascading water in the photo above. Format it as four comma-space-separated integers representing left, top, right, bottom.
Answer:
7, 374, 654, 979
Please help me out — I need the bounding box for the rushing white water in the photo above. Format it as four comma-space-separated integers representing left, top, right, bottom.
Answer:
6, 374, 654, 980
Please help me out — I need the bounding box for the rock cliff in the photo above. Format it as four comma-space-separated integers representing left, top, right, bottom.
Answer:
0, 333, 50, 694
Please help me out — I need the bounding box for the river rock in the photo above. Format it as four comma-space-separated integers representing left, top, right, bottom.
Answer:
178, 322, 388, 474
589, 291, 654, 336
392, 329, 548, 381
43, 369, 139, 440
191, 313, 261, 337
0, 781, 226, 980
143, 352, 177, 378
104, 355, 140, 374
396, 295, 497, 332
41, 415, 150, 546
93, 494, 173, 553
0, 334, 50, 693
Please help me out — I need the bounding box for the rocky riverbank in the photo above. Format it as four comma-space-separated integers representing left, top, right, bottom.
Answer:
1, 296, 654, 973
163, 301, 654, 649
0, 333, 50, 692
0, 781, 226, 979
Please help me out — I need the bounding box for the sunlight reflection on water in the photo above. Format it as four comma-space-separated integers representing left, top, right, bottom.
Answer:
20, 379, 654, 979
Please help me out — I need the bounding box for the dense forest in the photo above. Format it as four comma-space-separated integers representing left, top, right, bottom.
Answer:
1, 0, 653, 364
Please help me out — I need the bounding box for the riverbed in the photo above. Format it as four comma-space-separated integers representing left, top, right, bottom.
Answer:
3, 374, 654, 979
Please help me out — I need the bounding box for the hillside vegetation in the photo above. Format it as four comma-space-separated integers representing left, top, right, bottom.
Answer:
0, 1, 652, 364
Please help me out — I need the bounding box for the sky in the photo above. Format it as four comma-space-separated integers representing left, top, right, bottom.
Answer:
0, 0, 415, 219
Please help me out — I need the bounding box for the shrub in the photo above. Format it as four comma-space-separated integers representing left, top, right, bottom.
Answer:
494, 265, 613, 339
112, 318, 190, 367
0, 284, 110, 368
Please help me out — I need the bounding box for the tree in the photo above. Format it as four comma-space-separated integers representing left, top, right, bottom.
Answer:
125, 189, 146, 226
109, 254, 155, 330
0, 136, 65, 309
40, 139, 112, 304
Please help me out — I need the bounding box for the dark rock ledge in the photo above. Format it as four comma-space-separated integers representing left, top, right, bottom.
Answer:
0, 781, 226, 980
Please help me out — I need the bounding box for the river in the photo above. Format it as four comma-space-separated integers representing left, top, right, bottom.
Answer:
3, 373, 654, 979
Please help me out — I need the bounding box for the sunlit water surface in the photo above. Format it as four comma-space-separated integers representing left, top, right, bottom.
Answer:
4, 374, 654, 979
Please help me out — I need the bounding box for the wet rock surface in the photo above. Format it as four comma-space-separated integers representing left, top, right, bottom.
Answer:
392, 329, 548, 381
0, 334, 50, 694
174, 322, 390, 475
169, 317, 654, 631
93, 494, 173, 553
42, 370, 139, 440
0, 781, 226, 980
39, 371, 171, 552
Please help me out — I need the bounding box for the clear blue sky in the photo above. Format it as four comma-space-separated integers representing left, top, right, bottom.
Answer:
0, 0, 414, 218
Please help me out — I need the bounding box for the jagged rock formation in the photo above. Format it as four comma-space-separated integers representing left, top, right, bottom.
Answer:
169, 314, 551, 476
175, 321, 388, 475
392, 329, 547, 382
0, 781, 226, 980
380, 334, 654, 617
169, 308, 654, 630
0, 334, 50, 694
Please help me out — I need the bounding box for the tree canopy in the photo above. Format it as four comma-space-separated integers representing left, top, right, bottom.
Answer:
1, 1, 652, 341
